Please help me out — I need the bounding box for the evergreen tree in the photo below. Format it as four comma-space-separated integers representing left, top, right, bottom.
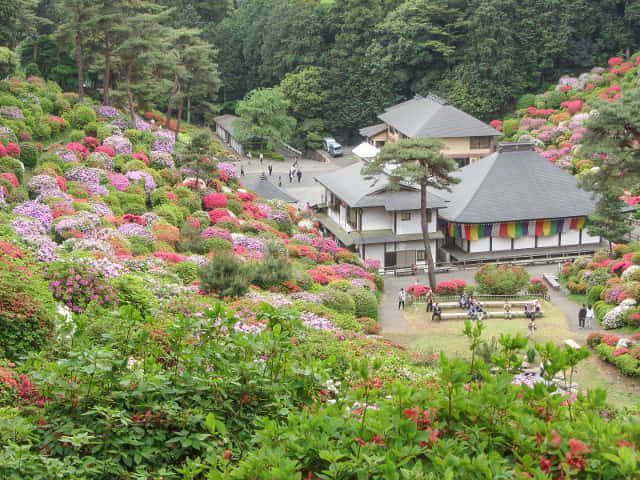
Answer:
586, 189, 632, 253
362, 138, 459, 288
57, 0, 92, 101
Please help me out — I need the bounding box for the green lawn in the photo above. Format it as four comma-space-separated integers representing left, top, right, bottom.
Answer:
389, 301, 640, 410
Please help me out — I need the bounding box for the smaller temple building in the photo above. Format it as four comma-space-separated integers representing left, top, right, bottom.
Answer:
437, 142, 602, 261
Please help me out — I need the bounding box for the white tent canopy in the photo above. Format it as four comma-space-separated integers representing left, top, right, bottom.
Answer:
352, 141, 380, 159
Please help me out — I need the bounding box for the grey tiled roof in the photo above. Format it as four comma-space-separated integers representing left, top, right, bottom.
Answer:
214, 114, 240, 136
438, 146, 597, 223
313, 161, 448, 211
378, 95, 501, 139
359, 123, 387, 138
241, 176, 297, 203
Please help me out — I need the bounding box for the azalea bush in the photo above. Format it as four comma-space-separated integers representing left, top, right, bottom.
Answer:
475, 263, 530, 295
435, 279, 467, 295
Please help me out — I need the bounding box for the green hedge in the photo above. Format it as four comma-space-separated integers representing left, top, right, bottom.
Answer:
595, 343, 640, 377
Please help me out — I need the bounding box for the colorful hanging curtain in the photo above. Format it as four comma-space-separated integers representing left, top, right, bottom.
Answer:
549, 220, 558, 235
464, 224, 471, 240
469, 224, 479, 240
515, 222, 524, 238
543, 220, 551, 235
535, 220, 544, 236
507, 222, 516, 238
448, 223, 455, 237
499, 223, 509, 237
484, 224, 493, 237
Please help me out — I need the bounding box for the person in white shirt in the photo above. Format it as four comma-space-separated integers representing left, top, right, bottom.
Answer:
585, 304, 594, 329
398, 288, 406, 311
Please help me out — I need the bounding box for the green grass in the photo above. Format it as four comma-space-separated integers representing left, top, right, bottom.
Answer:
390, 301, 640, 410
568, 294, 587, 306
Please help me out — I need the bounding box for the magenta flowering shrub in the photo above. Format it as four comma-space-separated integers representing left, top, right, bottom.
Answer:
364, 258, 381, 270
332, 263, 369, 279
45, 262, 118, 313
11, 215, 46, 238
604, 285, 625, 304
12, 200, 53, 232
108, 173, 131, 192
200, 226, 232, 241
311, 237, 338, 256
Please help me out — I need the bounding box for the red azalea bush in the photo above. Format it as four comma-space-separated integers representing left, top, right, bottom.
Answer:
586, 332, 605, 347
406, 284, 431, 297
288, 244, 318, 261
153, 251, 185, 264
602, 334, 621, 347
185, 216, 201, 229
66, 142, 89, 158
6, 143, 20, 158
121, 214, 146, 226
95, 145, 116, 157
435, 279, 466, 295
0, 172, 19, 188
613, 348, 630, 357
611, 261, 631, 276
84, 136, 99, 148
528, 277, 548, 295
132, 152, 149, 165
308, 266, 343, 284
238, 191, 255, 202
203, 193, 229, 210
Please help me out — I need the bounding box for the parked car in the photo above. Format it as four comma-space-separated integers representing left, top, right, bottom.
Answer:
322, 137, 343, 157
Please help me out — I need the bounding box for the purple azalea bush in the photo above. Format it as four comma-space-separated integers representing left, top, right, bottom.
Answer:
108, 173, 131, 192
150, 151, 175, 170
217, 162, 237, 178
118, 222, 154, 240
233, 235, 266, 252
201, 226, 232, 241
95, 105, 121, 118
125, 171, 157, 197
104, 135, 132, 155
13, 200, 53, 231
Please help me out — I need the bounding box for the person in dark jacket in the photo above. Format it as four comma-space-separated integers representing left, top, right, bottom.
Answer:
578, 304, 587, 328
432, 303, 442, 322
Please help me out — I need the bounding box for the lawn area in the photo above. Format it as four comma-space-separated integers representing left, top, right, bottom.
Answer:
387, 301, 640, 410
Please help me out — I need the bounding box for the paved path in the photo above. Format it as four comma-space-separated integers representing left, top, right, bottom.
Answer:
239, 153, 358, 207
379, 264, 600, 336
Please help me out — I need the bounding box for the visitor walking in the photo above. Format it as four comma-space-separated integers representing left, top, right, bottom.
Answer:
259, 153, 264, 165
527, 318, 537, 339
585, 304, 594, 329
278, 176, 282, 187
247, 152, 252, 161
398, 288, 406, 311
432, 303, 442, 322
268, 164, 273, 176
578, 304, 587, 329
297, 170, 302, 183
240, 164, 245, 176
504, 300, 512, 319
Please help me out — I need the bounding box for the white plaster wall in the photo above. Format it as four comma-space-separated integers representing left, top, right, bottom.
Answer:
455, 237, 465, 249
362, 207, 392, 231
469, 236, 491, 252
582, 230, 601, 244
537, 234, 559, 248
328, 207, 340, 224
364, 244, 385, 266
560, 230, 580, 246
514, 235, 536, 250
395, 210, 422, 235
492, 237, 511, 251
395, 240, 425, 251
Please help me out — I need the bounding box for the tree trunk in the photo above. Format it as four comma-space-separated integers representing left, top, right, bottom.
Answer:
187, 92, 191, 124
420, 179, 437, 289
103, 31, 110, 105
33, 35, 38, 60
166, 74, 179, 130
75, 32, 84, 102
126, 57, 136, 128
175, 95, 185, 143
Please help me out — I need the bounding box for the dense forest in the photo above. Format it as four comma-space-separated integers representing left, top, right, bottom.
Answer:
2, 0, 640, 144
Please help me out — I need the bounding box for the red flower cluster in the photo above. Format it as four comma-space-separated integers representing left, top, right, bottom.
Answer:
153, 251, 185, 264
66, 142, 89, 158
435, 279, 466, 295
526, 107, 555, 117
133, 152, 149, 165
560, 99, 583, 115
122, 214, 146, 226
95, 145, 116, 157
203, 193, 228, 210
0, 172, 19, 188
406, 284, 431, 297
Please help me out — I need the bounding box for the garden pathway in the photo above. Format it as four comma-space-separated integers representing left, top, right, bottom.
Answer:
379, 264, 600, 337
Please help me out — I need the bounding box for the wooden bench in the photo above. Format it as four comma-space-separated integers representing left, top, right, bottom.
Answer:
543, 273, 561, 289
436, 310, 544, 321
436, 300, 541, 309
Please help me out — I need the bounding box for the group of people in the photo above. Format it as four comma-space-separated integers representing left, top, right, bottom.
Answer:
398, 287, 443, 321
242, 153, 304, 186
458, 293, 485, 321
578, 304, 594, 329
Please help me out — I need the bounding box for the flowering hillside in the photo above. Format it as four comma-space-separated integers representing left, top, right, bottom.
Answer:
491, 55, 640, 206
0, 77, 638, 478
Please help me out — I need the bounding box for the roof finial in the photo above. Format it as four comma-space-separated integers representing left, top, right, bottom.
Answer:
497, 142, 535, 153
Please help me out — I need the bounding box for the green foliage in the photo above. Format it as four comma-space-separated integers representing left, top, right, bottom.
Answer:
0, 254, 56, 360
128, 236, 154, 256
19, 142, 39, 168
234, 86, 296, 149
171, 261, 199, 284
516, 93, 537, 109
73, 104, 96, 127
588, 285, 605, 304
153, 203, 185, 226
0, 47, 17, 78
111, 275, 152, 318
348, 287, 379, 320
475, 263, 530, 295
249, 255, 292, 290
322, 289, 356, 315
502, 118, 520, 137
198, 255, 249, 297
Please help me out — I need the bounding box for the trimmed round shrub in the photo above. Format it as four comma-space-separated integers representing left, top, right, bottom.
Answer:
349, 287, 378, 320
516, 93, 537, 110
588, 285, 605, 305
502, 119, 520, 137
249, 256, 292, 290
293, 269, 314, 290
203, 237, 232, 253
171, 261, 199, 284
475, 264, 529, 295
198, 255, 249, 298
322, 289, 356, 315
